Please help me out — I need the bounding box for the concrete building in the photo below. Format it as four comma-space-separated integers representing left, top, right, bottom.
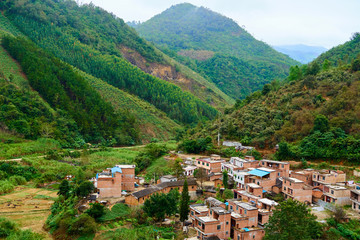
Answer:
282, 177, 312, 203
222, 162, 242, 177
95, 165, 135, 198
247, 168, 277, 191
290, 169, 314, 185
350, 188, 360, 212
233, 171, 250, 189
194, 207, 232, 240
196, 157, 225, 175
259, 159, 290, 178
257, 198, 278, 226
159, 175, 177, 183
183, 165, 197, 177
323, 185, 351, 206
190, 204, 209, 226
312, 170, 346, 190
229, 157, 259, 170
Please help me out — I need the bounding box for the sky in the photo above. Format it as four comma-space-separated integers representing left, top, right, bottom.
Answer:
79, 0, 360, 49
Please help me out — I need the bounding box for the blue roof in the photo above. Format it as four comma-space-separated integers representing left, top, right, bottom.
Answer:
263, 190, 267, 193
243, 228, 250, 232
248, 169, 270, 177
111, 167, 122, 177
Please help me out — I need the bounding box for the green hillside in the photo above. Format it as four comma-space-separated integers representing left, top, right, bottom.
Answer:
134, 3, 299, 100
0, 10, 180, 145
185, 35, 360, 161
1, 0, 219, 124
77, 68, 179, 142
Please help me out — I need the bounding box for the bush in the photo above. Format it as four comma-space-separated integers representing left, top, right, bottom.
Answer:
0, 180, 14, 194
68, 214, 96, 236
8, 175, 27, 186
0, 217, 17, 237
86, 202, 105, 221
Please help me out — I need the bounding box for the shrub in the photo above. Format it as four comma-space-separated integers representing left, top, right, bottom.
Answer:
0, 217, 17, 237
8, 175, 27, 186
68, 214, 96, 236
0, 180, 14, 194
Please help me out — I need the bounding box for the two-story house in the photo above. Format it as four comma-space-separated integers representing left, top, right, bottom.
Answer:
323, 185, 351, 206
282, 177, 312, 203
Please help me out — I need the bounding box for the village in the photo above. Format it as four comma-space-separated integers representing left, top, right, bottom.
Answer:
86, 141, 360, 240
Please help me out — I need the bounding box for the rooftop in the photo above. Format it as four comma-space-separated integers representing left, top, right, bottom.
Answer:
257, 167, 276, 172
284, 177, 304, 183
205, 197, 225, 207
231, 212, 244, 219
183, 166, 197, 171
197, 158, 225, 163
326, 185, 348, 190
259, 198, 278, 206
161, 175, 177, 179
211, 207, 231, 215
190, 204, 209, 213
260, 159, 289, 165
246, 183, 262, 189
248, 169, 271, 177
115, 164, 135, 169
197, 216, 218, 223
229, 200, 257, 211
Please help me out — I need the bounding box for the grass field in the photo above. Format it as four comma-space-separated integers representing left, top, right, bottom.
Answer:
0, 186, 57, 239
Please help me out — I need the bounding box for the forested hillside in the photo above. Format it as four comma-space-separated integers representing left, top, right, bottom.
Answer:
185, 34, 360, 161
134, 3, 299, 99
0, 1, 205, 146
1, 0, 232, 109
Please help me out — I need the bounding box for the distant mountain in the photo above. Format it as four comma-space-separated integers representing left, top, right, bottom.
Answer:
273, 44, 327, 64
133, 3, 299, 99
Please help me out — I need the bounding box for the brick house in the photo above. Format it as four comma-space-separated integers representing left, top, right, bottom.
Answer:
227, 200, 259, 228
350, 188, 360, 212
234, 190, 261, 204
282, 177, 312, 203
245, 183, 263, 198
95, 165, 135, 198
205, 197, 227, 209
247, 168, 277, 191
290, 169, 314, 185
257, 198, 278, 225
312, 170, 346, 190
222, 162, 242, 177
183, 165, 197, 177
323, 185, 351, 206
125, 179, 197, 206
194, 207, 232, 240
259, 160, 290, 178
196, 157, 225, 175
233, 228, 265, 240
190, 204, 209, 226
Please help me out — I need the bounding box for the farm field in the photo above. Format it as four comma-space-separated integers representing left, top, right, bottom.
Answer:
0, 186, 57, 239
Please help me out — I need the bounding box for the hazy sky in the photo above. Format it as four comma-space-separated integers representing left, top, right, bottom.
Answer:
79, 0, 360, 49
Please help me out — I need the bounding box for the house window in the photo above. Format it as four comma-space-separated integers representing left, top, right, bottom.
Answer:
262, 162, 264, 165
245, 210, 247, 214
217, 225, 221, 230
278, 173, 280, 176
236, 206, 238, 211
210, 210, 212, 214
207, 163, 209, 166
198, 161, 200, 164
230, 206, 233, 210
241, 177, 243, 181
323, 176, 325, 180
284, 187, 286, 190
333, 199, 335, 203
313, 175, 316, 179
282, 164, 284, 168
191, 211, 194, 215
253, 235, 255, 239
331, 190, 334, 195
198, 222, 201, 227
202, 162, 204, 165
226, 231, 229, 235
358, 204, 360, 210
238, 235, 240, 240
226, 221, 229, 225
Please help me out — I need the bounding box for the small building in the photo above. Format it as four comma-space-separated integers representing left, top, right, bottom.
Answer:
227, 200, 259, 227
245, 183, 263, 198
95, 165, 136, 198
257, 198, 278, 225
312, 170, 346, 190
282, 177, 312, 203
229, 157, 258, 170
350, 188, 360, 212
190, 204, 209, 226
323, 185, 351, 206
247, 168, 277, 192
233, 190, 261, 205
196, 157, 225, 175
205, 197, 227, 209
259, 159, 290, 178
233, 171, 250, 189
223, 141, 242, 147
125, 179, 197, 206
233, 227, 265, 240
221, 162, 242, 177
159, 175, 177, 183
290, 169, 314, 185
183, 165, 197, 177
194, 207, 231, 240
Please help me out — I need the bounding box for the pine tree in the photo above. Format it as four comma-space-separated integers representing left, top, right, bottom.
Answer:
180, 179, 190, 223
222, 170, 228, 189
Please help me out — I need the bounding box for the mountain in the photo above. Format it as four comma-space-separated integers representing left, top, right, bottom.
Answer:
273, 44, 327, 64
185, 34, 360, 161
133, 3, 299, 99
0, 0, 226, 146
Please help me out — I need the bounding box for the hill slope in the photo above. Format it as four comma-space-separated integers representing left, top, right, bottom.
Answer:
1, 0, 220, 125
0, 10, 177, 144
134, 3, 299, 99
187, 34, 360, 161
273, 44, 327, 64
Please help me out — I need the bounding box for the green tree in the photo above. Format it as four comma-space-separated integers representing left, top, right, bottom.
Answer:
75, 181, 94, 198
166, 189, 180, 216
222, 189, 233, 200
262, 84, 271, 95
68, 214, 97, 236
275, 142, 294, 160
222, 171, 228, 189
170, 158, 184, 179
58, 180, 70, 198
322, 59, 331, 71
313, 114, 329, 133
143, 193, 168, 221
179, 179, 190, 223
194, 168, 207, 188
264, 199, 323, 240
86, 202, 105, 221
351, 59, 360, 72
